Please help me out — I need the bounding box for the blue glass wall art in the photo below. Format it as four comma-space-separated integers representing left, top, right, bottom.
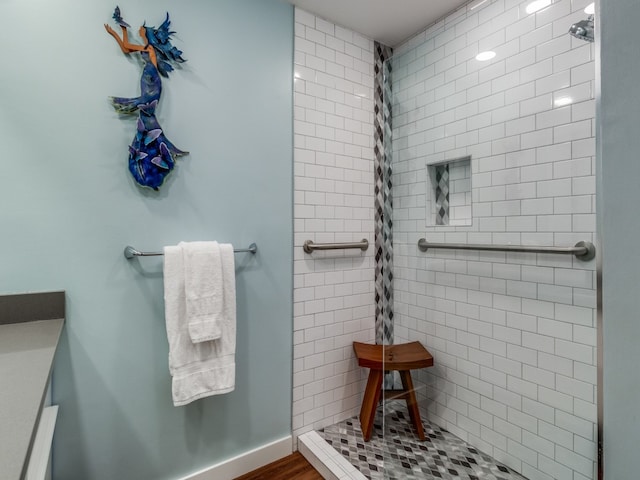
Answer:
105, 7, 188, 191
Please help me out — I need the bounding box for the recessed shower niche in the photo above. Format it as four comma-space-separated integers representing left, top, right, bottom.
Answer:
426, 155, 471, 227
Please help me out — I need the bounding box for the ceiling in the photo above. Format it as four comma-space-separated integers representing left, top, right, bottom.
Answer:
286, 0, 470, 47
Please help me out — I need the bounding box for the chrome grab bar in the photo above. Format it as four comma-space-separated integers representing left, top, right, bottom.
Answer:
303, 239, 369, 254
417, 238, 595, 261
124, 243, 258, 259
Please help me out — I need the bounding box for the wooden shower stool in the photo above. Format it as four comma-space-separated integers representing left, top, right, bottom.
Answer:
353, 341, 433, 442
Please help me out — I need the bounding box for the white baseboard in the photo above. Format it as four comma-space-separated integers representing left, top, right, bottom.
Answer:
178, 435, 292, 480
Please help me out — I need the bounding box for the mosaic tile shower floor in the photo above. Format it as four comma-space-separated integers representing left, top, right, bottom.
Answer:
318, 402, 527, 480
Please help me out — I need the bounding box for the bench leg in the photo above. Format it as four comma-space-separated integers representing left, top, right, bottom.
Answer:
400, 370, 425, 441
360, 369, 383, 441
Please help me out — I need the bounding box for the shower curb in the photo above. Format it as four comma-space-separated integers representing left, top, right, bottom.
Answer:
298, 431, 367, 480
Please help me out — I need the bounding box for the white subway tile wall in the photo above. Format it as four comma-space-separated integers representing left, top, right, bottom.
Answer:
392, 0, 596, 479
293, 8, 376, 444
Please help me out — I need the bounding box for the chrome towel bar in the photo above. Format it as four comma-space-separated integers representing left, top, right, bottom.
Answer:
417, 238, 595, 261
303, 239, 369, 254
124, 243, 257, 259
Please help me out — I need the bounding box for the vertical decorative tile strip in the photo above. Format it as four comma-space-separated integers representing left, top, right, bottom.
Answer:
435, 164, 450, 225
374, 42, 394, 346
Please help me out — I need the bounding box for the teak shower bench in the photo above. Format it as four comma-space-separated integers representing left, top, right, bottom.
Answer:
353, 341, 434, 441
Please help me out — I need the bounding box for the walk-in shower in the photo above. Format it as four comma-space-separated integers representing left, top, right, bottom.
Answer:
311, 0, 600, 478
295, 0, 600, 478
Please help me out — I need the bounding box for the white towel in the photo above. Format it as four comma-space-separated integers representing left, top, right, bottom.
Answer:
183, 241, 223, 343
163, 243, 236, 406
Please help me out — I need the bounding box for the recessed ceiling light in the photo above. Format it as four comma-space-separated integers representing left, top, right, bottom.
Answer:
554, 97, 573, 107
476, 51, 497, 61
584, 3, 595, 14
526, 0, 552, 14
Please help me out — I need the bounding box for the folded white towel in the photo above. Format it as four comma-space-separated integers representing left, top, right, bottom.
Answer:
183, 241, 223, 343
164, 243, 236, 406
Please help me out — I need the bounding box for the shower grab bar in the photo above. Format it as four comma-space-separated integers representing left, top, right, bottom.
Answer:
303, 239, 369, 254
124, 243, 257, 259
417, 238, 595, 261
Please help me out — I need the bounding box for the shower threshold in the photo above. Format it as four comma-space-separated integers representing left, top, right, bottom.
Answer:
300, 401, 527, 480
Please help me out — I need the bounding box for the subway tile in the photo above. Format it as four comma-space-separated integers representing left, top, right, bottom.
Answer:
553, 157, 591, 179
537, 214, 572, 232
536, 142, 572, 163
506, 312, 537, 333
492, 135, 521, 154
492, 104, 521, 123
572, 175, 595, 195
522, 331, 554, 353
555, 410, 594, 440
573, 287, 596, 309
521, 59, 554, 84
536, 35, 572, 62
505, 82, 536, 105
506, 216, 537, 232
521, 198, 554, 215
539, 420, 573, 450
539, 386, 573, 413
508, 344, 537, 367
522, 128, 554, 149
507, 376, 537, 402
505, 148, 536, 168
505, 182, 537, 200
536, 178, 572, 197
465, 78, 492, 104
553, 81, 592, 106
538, 316, 573, 340
555, 338, 593, 363
536, 71, 571, 96
536, 0, 572, 27
479, 92, 507, 114
506, 115, 536, 136
554, 268, 592, 288
506, 49, 536, 74
522, 163, 553, 182
553, 43, 592, 73
379, 3, 596, 477
538, 283, 573, 304
555, 445, 594, 478
520, 93, 553, 116
573, 325, 596, 347
554, 119, 592, 143
572, 99, 595, 122
556, 374, 594, 403
522, 431, 555, 459
536, 106, 572, 129
573, 213, 595, 232
492, 71, 521, 94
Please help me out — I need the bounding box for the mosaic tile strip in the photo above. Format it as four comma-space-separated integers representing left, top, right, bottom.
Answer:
435, 164, 450, 226
374, 41, 394, 346
319, 402, 527, 480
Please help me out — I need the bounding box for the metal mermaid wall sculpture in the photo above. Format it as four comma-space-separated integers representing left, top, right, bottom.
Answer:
105, 7, 188, 190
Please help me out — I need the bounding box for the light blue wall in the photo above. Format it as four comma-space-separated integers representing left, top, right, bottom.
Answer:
598, 0, 640, 476
0, 0, 293, 478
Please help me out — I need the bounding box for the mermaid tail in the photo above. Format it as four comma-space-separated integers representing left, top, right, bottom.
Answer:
128, 113, 188, 190
110, 55, 187, 190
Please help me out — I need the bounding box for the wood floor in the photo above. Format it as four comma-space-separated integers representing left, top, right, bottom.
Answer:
233, 452, 324, 480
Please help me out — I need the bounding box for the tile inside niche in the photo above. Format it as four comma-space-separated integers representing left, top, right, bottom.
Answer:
427, 156, 472, 227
